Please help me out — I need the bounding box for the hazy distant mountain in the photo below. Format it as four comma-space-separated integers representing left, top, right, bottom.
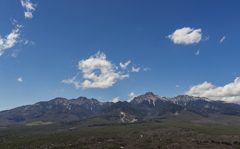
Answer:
1, 92, 240, 126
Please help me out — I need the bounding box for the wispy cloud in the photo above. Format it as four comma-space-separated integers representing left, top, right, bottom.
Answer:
24, 40, 28, 44
11, 49, 21, 58
127, 91, 137, 102
143, 67, 151, 71
185, 77, 240, 103
18, 77, 23, 82
220, 36, 226, 43
29, 41, 35, 45
202, 36, 210, 41
110, 97, 120, 103
12, 19, 17, 25
61, 75, 80, 89
120, 60, 131, 69
167, 27, 202, 45
62, 51, 129, 89
21, 0, 37, 19
176, 85, 179, 87
195, 50, 200, 55
132, 66, 140, 72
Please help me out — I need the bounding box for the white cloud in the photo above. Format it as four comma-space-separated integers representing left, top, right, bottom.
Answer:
18, 77, 23, 82
4, 29, 20, 49
11, 49, 21, 58
24, 40, 28, 44
62, 52, 129, 89
61, 75, 80, 89
127, 91, 137, 102
129, 92, 135, 97
110, 97, 120, 103
0, 28, 20, 56
176, 85, 179, 87
120, 60, 131, 69
132, 67, 140, 72
11, 19, 18, 26
168, 27, 202, 45
21, 0, 37, 19
220, 36, 226, 43
16, 24, 24, 28
185, 77, 240, 103
19, 39, 29, 45
143, 67, 151, 71
195, 50, 200, 55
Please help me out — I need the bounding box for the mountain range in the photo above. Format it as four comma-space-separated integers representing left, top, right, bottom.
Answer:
1, 92, 240, 126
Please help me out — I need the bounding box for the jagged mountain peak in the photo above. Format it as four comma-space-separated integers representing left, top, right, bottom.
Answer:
172, 95, 212, 103
75, 96, 88, 100
47, 96, 101, 106
130, 92, 170, 109
131, 92, 168, 104
145, 92, 156, 96
49, 97, 68, 104
70, 97, 100, 104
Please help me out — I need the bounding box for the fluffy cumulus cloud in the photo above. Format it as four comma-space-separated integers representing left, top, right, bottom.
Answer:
18, 77, 23, 82
132, 67, 140, 72
220, 36, 226, 43
62, 52, 129, 89
120, 60, 131, 69
185, 77, 240, 103
21, 0, 37, 19
168, 27, 202, 45
110, 97, 120, 103
0, 28, 20, 56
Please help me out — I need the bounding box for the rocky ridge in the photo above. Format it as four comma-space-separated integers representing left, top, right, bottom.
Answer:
1, 92, 240, 126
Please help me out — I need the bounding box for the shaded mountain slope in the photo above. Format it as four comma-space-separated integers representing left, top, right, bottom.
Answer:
94, 101, 143, 123
1, 92, 240, 126
0, 97, 112, 126
151, 102, 184, 116
171, 95, 240, 116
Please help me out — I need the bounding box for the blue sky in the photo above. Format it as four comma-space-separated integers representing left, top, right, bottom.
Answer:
1, 0, 240, 111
